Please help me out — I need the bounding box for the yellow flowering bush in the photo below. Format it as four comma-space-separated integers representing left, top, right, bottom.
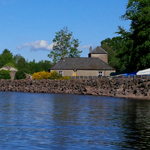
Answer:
33, 70, 71, 80
33, 71, 51, 79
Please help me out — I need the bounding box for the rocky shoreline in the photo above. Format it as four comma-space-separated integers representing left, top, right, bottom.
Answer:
0, 76, 150, 100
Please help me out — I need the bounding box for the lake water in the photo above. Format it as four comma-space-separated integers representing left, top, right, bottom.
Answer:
0, 91, 150, 149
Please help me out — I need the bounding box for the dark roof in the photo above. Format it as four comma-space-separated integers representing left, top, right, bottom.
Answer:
51, 57, 114, 70
91, 46, 107, 54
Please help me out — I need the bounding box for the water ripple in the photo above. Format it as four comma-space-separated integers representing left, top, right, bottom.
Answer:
0, 91, 150, 149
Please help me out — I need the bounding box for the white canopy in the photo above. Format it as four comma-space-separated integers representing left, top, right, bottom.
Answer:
0, 67, 8, 70
9, 68, 18, 71
0, 66, 18, 72
136, 68, 150, 75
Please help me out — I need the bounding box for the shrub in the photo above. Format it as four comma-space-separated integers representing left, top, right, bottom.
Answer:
15, 70, 26, 79
32, 72, 42, 80
32, 71, 70, 80
0, 70, 11, 79
59, 76, 71, 80
33, 71, 51, 80
49, 71, 61, 79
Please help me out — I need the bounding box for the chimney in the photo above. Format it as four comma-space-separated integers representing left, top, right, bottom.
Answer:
89, 46, 92, 53
88, 46, 92, 58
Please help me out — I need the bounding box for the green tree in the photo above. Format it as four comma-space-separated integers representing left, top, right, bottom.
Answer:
0, 49, 15, 68
101, 36, 127, 71
115, 27, 133, 71
101, 44, 119, 70
13, 54, 24, 65
48, 27, 82, 64
37, 60, 53, 71
101, 37, 123, 53
15, 70, 26, 79
117, 0, 150, 71
28, 59, 41, 74
15, 56, 29, 72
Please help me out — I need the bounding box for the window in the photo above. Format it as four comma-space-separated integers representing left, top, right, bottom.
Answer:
73, 69, 77, 76
98, 71, 103, 76
59, 71, 63, 76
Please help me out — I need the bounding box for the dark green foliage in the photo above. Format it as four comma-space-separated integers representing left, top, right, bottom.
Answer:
101, 44, 122, 71
27, 59, 39, 74
0, 49, 15, 68
101, 0, 150, 72
13, 54, 53, 74
114, 27, 133, 70
15, 56, 28, 72
117, 0, 150, 71
0, 70, 11, 79
0, 50, 53, 75
13, 54, 23, 64
48, 27, 82, 64
36, 60, 53, 72
27, 59, 53, 74
101, 37, 123, 53
15, 70, 26, 79
101, 36, 128, 71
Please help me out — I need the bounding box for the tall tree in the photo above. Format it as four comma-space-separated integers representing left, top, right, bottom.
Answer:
117, 0, 150, 71
101, 44, 119, 71
28, 59, 40, 74
15, 56, 28, 72
48, 27, 81, 64
101, 37, 123, 53
0, 49, 15, 67
38, 60, 53, 71
13, 54, 24, 65
101, 36, 129, 71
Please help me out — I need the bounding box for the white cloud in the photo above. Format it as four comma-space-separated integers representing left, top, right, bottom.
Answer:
78, 45, 92, 50
17, 40, 91, 52
17, 40, 55, 51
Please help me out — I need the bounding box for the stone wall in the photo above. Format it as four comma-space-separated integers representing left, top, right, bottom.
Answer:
0, 76, 150, 100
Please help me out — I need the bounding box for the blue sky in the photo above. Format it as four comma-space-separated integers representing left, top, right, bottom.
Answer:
0, 0, 130, 62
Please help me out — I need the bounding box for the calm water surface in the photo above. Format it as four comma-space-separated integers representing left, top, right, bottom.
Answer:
0, 91, 150, 149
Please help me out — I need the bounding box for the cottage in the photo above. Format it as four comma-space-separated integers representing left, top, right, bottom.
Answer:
50, 46, 115, 77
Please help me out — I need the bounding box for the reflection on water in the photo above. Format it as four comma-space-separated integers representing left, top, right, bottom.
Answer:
0, 91, 150, 149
